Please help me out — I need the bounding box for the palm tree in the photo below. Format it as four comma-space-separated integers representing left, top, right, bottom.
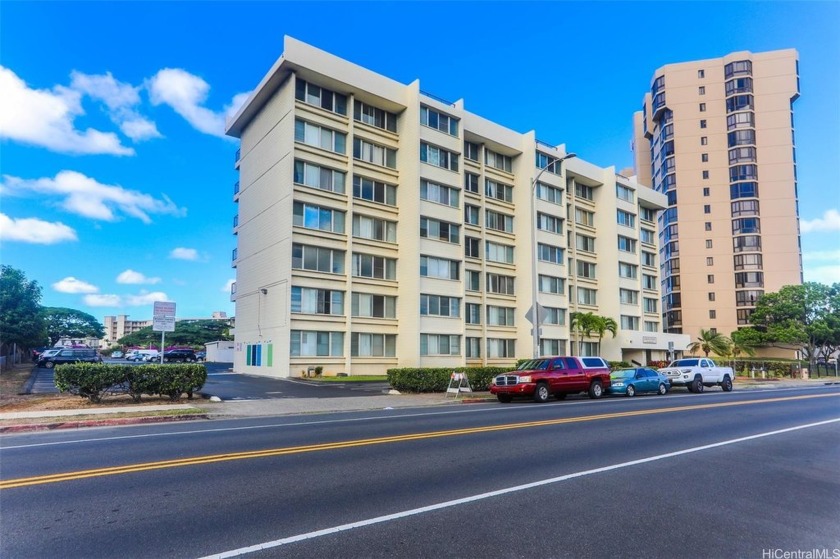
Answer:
687, 329, 732, 358
593, 316, 618, 349
570, 312, 597, 356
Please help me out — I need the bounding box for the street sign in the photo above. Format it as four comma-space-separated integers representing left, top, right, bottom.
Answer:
525, 303, 548, 325
153, 316, 175, 332
154, 301, 176, 318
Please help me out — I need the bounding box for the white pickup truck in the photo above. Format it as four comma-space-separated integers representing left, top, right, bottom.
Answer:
658, 358, 734, 393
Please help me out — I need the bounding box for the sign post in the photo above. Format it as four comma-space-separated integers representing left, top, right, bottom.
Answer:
153, 301, 176, 364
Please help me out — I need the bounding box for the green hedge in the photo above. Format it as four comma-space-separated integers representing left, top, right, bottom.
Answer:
387, 367, 515, 393
54, 363, 207, 403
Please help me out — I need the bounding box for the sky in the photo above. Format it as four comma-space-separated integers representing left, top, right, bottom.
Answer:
1, 1, 838, 323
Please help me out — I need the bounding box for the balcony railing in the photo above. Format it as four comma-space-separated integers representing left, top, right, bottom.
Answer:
234, 181, 240, 195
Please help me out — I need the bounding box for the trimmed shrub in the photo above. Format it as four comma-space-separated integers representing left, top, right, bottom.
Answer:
54, 363, 207, 403
387, 366, 515, 393
54, 363, 126, 403
608, 361, 631, 370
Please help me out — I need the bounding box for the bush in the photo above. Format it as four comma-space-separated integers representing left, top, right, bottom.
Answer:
608, 361, 630, 370
387, 366, 515, 393
54, 363, 207, 403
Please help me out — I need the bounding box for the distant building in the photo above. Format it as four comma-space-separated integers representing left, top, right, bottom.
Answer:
102, 313, 235, 347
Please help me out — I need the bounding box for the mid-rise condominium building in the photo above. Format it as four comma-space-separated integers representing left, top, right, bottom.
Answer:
632, 49, 802, 346
226, 36, 688, 378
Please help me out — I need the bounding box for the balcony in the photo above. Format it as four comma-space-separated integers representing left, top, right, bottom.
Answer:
233, 180, 240, 199
234, 148, 241, 169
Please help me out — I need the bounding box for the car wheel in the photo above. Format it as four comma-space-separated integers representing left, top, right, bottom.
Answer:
45, 361, 55, 369
533, 383, 550, 403
497, 394, 512, 403
588, 380, 604, 399
691, 376, 704, 393
721, 376, 733, 392
658, 383, 668, 395
626, 384, 636, 397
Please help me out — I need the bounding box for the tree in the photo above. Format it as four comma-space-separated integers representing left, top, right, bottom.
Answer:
117, 319, 233, 348
570, 312, 617, 356
729, 330, 757, 359
748, 282, 840, 366
592, 316, 618, 348
0, 266, 46, 362
687, 329, 731, 358
41, 307, 105, 345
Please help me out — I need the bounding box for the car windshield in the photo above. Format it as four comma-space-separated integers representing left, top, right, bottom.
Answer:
611, 369, 636, 379
670, 359, 700, 367
516, 359, 550, 371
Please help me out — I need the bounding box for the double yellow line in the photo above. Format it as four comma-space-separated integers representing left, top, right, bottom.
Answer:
2, 392, 838, 490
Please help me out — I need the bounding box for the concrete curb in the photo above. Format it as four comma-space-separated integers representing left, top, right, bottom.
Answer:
0, 413, 209, 434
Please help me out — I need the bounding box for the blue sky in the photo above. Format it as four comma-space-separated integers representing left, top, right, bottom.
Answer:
1, 1, 838, 322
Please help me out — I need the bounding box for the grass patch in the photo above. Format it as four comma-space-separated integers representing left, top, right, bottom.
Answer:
308, 375, 388, 382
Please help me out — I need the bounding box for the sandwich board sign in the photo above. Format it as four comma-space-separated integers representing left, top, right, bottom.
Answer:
446, 372, 473, 398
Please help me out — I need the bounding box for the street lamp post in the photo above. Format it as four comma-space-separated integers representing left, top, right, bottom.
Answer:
530, 152, 576, 358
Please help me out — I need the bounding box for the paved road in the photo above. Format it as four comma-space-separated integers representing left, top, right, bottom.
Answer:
2, 386, 838, 558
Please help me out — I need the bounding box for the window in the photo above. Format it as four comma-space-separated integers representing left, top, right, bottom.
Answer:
420, 217, 460, 244
485, 179, 513, 203
703, 187, 710, 197
616, 184, 635, 202
734, 254, 763, 270
540, 339, 564, 356
353, 175, 397, 206
643, 274, 657, 290
640, 229, 655, 244
737, 309, 753, 325
702, 170, 710, 180
465, 303, 481, 324
701, 153, 709, 162
701, 136, 708, 145
487, 241, 515, 264
539, 274, 564, 294
725, 60, 753, 78
729, 147, 757, 164
465, 236, 481, 258
352, 293, 397, 318
731, 182, 759, 199
575, 184, 594, 200
351, 333, 396, 357
353, 214, 397, 242
466, 337, 481, 358
538, 243, 563, 264
294, 160, 346, 193
292, 244, 345, 274
707, 274, 715, 284
291, 287, 344, 315
736, 290, 764, 307
617, 210, 636, 228
465, 269, 480, 291
732, 217, 760, 235
464, 172, 479, 193
486, 210, 514, 233
295, 119, 346, 154
290, 331, 343, 357
421, 179, 459, 208
735, 272, 764, 288
642, 251, 656, 267
354, 138, 397, 168
536, 182, 563, 205
352, 253, 396, 280
699, 103, 706, 112
295, 79, 347, 115
733, 235, 762, 253
708, 292, 716, 302
537, 213, 563, 234
618, 236, 637, 253
576, 234, 595, 253
420, 106, 458, 136
619, 262, 638, 279
699, 86, 706, 95
464, 205, 480, 226
485, 149, 512, 172
420, 334, 461, 356
420, 256, 459, 280
700, 120, 707, 129
576, 260, 597, 279
644, 321, 659, 333
731, 200, 760, 217
421, 294, 461, 317
575, 208, 594, 227
464, 141, 480, 162
698, 69, 705, 78
727, 112, 754, 130
576, 287, 597, 306
486, 305, 515, 326
293, 202, 345, 233
644, 297, 657, 313
705, 222, 712, 231
704, 205, 711, 214
640, 207, 656, 222
544, 307, 565, 325
728, 129, 756, 147
709, 310, 717, 320
486, 273, 515, 295
487, 338, 516, 358
354, 101, 397, 132
620, 289, 639, 305
536, 152, 564, 174
621, 316, 640, 331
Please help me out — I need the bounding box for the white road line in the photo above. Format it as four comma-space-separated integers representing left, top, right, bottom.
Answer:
200, 418, 840, 558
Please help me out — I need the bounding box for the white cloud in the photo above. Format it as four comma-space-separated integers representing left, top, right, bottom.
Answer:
117, 269, 161, 285
0, 213, 78, 244
70, 71, 162, 141
52, 277, 99, 294
0, 66, 134, 155
84, 294, 122, 307
148, 68, 248, 138
801, 209, 840, 234
804, 265, 840, 284
170, 247, 199, 260
125, 291, 169, 306
1, 170, 185, 224
221, 279, 235, 293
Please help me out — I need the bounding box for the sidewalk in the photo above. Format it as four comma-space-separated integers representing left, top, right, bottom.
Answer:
1, 378, 836, 434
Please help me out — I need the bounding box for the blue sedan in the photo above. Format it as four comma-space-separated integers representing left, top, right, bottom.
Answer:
609, 367, 670, 397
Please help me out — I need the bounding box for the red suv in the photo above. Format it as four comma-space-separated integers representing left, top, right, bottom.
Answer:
490, 356, 612, 403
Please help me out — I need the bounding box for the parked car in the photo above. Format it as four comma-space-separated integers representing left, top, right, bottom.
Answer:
126, 350, 159, 362
31, 347, 49, 362
162, 349, 197, 363
111, 351, 124, 359
657, 358, 734, 393
38, 348, 101, 368
195, 351, 206, 362
609, 367, 670, 397
490, 356, 612, 403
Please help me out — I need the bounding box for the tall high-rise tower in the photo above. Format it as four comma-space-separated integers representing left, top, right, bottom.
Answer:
632, 49, 802, 345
